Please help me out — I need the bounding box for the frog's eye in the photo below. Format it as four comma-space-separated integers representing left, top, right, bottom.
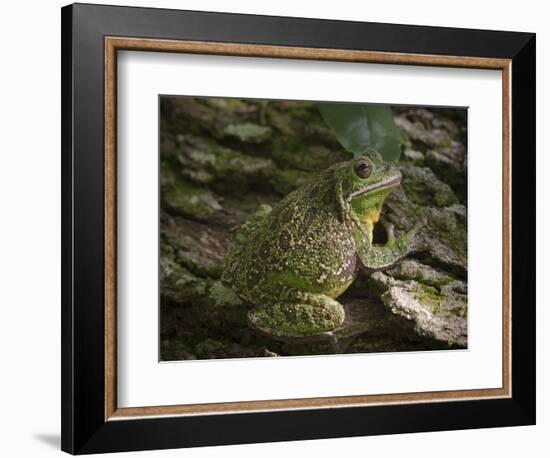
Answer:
354, 160, 373, 179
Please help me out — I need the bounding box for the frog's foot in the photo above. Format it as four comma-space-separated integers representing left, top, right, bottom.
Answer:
381, 221, 396, 246
247, 294, 345, 338
356, 222, 423, 273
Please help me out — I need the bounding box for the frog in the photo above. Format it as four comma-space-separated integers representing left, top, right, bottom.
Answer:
222, 150, 422, 337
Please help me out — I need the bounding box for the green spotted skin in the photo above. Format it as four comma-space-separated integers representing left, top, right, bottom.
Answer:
222, 151, 418, 336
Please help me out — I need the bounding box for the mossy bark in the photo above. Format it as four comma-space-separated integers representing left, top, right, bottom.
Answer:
160, 97, 468, 360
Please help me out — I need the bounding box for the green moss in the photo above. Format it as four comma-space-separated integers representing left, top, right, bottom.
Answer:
399, 163, 458, 208
204, 97, 250, 114
426, 276, 454, 287
401, 177, 457, 207
223, 123, 272, 143
209, 281, 243, 307
412, 284, 444, 314
396, 262, 453, 288
271, 140, 350, 172
269, 112, 297, 136
269, 168, 314, 196
159, 256, 209, 306
249, 303, 338, 336
176, 135, 277, 194
412, 283, 467, 319
163, 179, 223, 220
266, 102, 337, 141
415, 284, 441, 303
414, 273, 452, 288
439, 216, 467, 263
424, 150, 467, 204
161, 162, 223, 220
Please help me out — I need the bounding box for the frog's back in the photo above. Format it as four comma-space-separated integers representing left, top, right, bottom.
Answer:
225, 180, 357, 302
266, 184, 357, 292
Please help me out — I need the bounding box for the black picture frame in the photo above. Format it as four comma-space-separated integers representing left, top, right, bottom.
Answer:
61, 3, 536, 454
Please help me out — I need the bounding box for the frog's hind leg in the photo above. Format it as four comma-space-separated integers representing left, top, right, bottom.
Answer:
247, 292, 345, 338
222, 204, 272, 285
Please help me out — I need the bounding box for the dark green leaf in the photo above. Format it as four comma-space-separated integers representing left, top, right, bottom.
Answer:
319, 102, 402, 161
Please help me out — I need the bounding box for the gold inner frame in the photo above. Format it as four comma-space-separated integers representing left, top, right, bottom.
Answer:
104, 37, 512, 421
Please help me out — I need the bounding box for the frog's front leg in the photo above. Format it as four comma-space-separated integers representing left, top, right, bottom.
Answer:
354, 222, 421, 273
247, 290, 345, 337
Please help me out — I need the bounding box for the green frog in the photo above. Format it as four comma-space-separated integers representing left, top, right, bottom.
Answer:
222, 151, 421, 337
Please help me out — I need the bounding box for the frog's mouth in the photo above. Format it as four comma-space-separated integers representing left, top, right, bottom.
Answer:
347, 174, 402, 201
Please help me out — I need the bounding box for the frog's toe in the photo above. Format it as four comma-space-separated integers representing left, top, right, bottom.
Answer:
382, 221, 395, 242
247, 299, 345, 338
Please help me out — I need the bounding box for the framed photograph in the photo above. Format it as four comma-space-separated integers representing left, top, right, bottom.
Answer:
61, 3, 536, 454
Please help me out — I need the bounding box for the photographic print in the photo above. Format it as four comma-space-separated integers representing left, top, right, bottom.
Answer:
159, 96, 468, 361
62, 7, 535, 452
